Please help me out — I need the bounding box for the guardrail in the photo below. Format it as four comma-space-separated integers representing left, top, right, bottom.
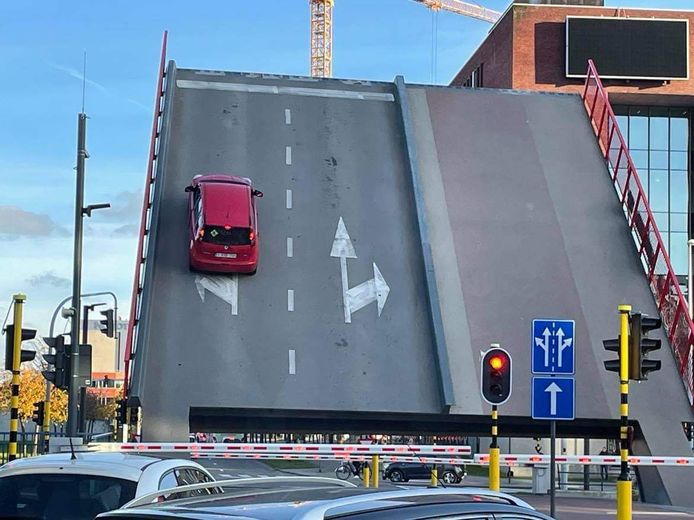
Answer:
123, 31, 169, 397
582, 58, 694, 407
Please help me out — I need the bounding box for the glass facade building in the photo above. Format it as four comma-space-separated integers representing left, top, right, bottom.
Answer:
614, 106, 691, 276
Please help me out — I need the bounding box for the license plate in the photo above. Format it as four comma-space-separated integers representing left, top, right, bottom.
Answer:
215, 253, 237, 259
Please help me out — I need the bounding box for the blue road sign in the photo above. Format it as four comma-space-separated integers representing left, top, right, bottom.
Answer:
532, 376, 575, 421
532, 319, 575, 374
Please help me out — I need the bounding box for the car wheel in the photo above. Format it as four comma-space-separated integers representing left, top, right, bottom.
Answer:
248, 269, 257, 276
441, 470, 458, 485
389, 469, 405, 483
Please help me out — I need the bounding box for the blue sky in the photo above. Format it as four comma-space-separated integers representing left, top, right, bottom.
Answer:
0, 0, 691, 336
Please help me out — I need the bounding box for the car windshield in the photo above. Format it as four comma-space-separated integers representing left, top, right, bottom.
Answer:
202, 226, 251, 246
0, 474, 137, 520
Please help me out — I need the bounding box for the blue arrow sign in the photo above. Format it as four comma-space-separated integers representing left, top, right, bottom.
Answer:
532, 376, 575, 421
532, 319, 575, 375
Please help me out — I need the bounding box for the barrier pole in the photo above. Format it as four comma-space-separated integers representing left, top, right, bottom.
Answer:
489, 404, 500, 491
8, 294, 26, 461
430, 466, 438, 487
617, 304, 632, 520
363, 464, 370, 488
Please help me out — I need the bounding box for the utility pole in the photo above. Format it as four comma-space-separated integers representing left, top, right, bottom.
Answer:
68, 112, 88, 437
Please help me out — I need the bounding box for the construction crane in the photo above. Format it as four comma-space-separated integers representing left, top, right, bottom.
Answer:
309, 0, 334, 78
309, 0, 501, 78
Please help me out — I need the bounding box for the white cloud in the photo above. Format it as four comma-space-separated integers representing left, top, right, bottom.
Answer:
26, 271, 71, 289
0, 205, 69, 238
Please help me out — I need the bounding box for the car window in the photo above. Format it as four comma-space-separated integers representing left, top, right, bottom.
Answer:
494, 515, 547, 519
195, 190, 203, 229
203, 226, 252, 245
0, 473, 137, 520
159, 470, 178, 491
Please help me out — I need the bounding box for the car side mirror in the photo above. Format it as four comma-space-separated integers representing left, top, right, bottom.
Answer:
184, 185, 194, 193
253, 190, 264, 198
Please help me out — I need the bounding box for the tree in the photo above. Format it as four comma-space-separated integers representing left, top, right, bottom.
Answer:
0, 368, 68, 430
84, 388, 119, 434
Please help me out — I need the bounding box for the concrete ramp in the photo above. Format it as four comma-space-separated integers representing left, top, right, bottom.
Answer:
406, 86, 693, 505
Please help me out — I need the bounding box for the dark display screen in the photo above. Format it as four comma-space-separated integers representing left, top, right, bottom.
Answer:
566, 17, 689, 79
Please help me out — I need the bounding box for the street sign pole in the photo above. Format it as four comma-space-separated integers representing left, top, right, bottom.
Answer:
617, 305, 632, 520
489, 404, 500, 492
550, 420, 556, 518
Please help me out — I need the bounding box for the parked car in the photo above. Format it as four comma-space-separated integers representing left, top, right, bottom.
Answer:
185, 174, 263, 274
0, 452, 218, 520
383, 461, 466, 484
99, 482, 553, 519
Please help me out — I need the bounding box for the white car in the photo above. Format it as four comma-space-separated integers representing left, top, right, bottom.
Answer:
0, 452, 218, 520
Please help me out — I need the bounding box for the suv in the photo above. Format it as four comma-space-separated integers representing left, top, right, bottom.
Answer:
384, 462, 466, 484
0, 452, 218, 520
185, 174, 263, 274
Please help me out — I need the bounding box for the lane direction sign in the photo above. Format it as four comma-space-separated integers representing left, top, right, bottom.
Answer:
532, 319, 575, 374
531, 376, 575, 420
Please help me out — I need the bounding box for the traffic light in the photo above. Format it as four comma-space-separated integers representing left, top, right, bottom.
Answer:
480, 347, 512, 405
3, 324, 37, 370
118, 399, 127, 425
602, 336, 621, 374
629, 313, 662, 381
31, 401, 44, 426
42, 335, 69, 389
99, 309, 115, 338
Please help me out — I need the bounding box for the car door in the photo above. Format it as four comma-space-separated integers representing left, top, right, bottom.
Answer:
413, 463, 431, 479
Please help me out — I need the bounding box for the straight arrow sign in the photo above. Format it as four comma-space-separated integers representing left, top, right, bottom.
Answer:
545, 381, 562, 416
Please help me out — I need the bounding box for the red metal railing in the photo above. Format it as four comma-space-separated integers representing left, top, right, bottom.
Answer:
123, 31, 169, 398
582, 59, 694, 407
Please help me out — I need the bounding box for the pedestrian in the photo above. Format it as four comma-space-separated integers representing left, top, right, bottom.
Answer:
599, 446, 609, 480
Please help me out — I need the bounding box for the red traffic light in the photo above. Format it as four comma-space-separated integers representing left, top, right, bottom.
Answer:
489, 355, 506, 370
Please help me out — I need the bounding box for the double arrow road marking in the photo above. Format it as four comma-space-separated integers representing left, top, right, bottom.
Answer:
330, 217, 390, 324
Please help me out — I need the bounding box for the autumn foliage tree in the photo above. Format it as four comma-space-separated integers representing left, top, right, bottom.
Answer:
0, 368, 68, 430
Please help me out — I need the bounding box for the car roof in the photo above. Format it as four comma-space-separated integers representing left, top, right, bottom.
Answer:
0, 452, 163, 482
102, 486, 546, 520
201, 181, 252, 228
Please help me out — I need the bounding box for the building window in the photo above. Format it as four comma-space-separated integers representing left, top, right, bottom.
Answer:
614, 106, 690, 276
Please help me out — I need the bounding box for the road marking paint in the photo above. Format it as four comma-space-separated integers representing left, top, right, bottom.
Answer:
285, 146, 292, 165
195, 275, 238, 316
176, 80, 395, 102
287, 289, 294, 311
289, 349, 296, 374
286, 189, 293, 209
219, 473, 232, 478
238, 474, 251, 478
285, 109, 291, 125
287, 237, 294, 257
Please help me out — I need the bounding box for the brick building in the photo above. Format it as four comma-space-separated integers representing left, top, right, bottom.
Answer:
452, 1, 694, 279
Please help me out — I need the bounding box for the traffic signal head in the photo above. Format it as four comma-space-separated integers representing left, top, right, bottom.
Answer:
602, 337, 621, 374
31, 401, 44, 426
42, 335, 69, 390
629, 313, 662, 381
99, 309, 115, 338
480, 347, 512, 405
4, 324, 37, 371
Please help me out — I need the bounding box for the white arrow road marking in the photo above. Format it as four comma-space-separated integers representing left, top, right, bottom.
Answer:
331, 217, 357, 324
195, 275, 238, 315
545, 382, 563, 416
346, 263, 390, 316
535, 327, 551, 368
330, 217, 390, 323
556, 327, 572, 368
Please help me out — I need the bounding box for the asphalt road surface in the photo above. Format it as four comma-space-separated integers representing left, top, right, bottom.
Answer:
135, 68, 443, 440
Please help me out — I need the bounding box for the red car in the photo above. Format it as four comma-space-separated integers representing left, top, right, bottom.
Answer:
185, 174, 263, 274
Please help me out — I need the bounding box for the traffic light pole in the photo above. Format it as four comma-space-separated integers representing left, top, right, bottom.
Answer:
489, 404, 500, 492
8, 294, 26, 462
617, 304, 632, 520
68, 113, 88, 438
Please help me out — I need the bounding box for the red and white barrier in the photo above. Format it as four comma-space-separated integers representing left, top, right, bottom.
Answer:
474, 454, 694, 467
89, 442, 472, 457
190, 452, 468, 465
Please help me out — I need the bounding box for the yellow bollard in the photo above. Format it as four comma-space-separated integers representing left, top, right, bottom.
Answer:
489, 447, 500, 492
430, 466, 438, 487
617, 479, 632, 520
363, 464, 370, 488
371, 455, 379, 488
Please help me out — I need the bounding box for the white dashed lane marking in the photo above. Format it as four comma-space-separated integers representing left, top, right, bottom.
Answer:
285, 108, 291, 125
286, 189, 293, 209
287, 237, 294, 257
289, 349, 296, 374
285, 146, 292, 165
287, 289, 295, 312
